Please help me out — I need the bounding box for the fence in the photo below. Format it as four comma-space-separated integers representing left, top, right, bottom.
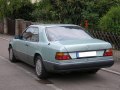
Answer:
88, 30, 120, 61
7, 19, 15, 35
0, 19, 32, 35
88, 30, 120, 50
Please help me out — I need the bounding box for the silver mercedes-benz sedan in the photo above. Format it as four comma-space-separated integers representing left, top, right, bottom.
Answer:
8, 24, 114, 79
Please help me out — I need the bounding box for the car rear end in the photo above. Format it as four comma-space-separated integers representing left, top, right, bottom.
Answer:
52, 39, 114, 72
44, 25, 114, 72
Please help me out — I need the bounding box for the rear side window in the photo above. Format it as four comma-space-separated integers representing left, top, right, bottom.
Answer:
46, 26, 92, 41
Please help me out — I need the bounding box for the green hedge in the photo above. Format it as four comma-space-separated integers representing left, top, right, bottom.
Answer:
99, 6, 120, 34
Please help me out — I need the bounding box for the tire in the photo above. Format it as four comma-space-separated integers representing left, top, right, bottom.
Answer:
35, 56, 48, 79
88, 69, 100, 74
9, 47, 17, 62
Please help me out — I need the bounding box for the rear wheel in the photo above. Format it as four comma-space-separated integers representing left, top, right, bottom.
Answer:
35, 56, 48, 79
9, 47, 17, 62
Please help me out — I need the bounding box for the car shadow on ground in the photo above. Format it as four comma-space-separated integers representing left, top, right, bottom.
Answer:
49, 71, 104, 82
14, 60, 105, 84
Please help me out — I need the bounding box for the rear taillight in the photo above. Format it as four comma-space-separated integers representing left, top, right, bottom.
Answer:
55, 52, 71, 60
104, 49, 113, 56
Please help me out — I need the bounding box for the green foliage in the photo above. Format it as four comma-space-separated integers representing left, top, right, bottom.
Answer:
0, 0, 34, 20
11, 1, 35, 20
32, 0, 83, 24
0, 0, 8, 19
99, 6, 120, 33
0, 0, 22, 19
0, 0, 120, 32
80, 0, 120, 29
93, 0, 120, 17
32, 0, 54, 22
32, 0, 120, 30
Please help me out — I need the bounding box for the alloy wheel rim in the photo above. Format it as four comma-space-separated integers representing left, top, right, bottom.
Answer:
36, 59, 42, 76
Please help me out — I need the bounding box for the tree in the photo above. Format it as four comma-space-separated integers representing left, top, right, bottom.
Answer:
0, 0, 8, 19
80, 0, 120, 29
32, 0, 53, 22
51, 0, 83, 24
32, 0, 83, 24
99, 6, 120, 33
0, 0, 21, 19
31, 0, 120, 30
11, 1, 35, 20
0, 0, 33, 20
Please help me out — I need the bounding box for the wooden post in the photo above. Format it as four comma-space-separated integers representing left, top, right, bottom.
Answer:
15, 19, 24, 35
3, 18, 8, 34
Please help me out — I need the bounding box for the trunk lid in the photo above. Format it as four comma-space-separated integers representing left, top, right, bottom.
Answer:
58, 39, 112, 52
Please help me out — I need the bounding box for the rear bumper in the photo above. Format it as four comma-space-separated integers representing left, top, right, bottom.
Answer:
43, 58, 114, 72
54, 60, 114, 71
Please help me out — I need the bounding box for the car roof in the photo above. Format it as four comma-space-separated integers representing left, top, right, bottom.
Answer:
30, 24, 78, 28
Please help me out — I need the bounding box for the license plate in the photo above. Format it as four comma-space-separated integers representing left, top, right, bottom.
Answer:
77, 51, 96, 58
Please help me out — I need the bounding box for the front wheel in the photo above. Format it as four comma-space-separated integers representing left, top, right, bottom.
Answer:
9, 47, 17, 62
35, 56, 48, 79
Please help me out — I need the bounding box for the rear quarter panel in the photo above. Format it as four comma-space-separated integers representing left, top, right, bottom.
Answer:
39, 43, 66, 63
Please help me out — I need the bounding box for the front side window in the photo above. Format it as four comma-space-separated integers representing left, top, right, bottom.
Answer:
46, 26, 92, 41
22, 27, 39, 42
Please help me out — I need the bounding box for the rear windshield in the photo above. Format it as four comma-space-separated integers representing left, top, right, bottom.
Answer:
46, 26, 92, 41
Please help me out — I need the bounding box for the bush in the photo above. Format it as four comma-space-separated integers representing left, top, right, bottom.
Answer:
99, 6, 120, 33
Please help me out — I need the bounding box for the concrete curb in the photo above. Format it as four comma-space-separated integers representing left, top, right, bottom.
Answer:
102, 68, 120, 76
0, 37, 9, 41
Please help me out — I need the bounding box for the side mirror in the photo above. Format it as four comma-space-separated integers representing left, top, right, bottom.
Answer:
14, 35, 23, 39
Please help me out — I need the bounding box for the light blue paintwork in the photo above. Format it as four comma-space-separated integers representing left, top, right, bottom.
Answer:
9, 24, 114, 72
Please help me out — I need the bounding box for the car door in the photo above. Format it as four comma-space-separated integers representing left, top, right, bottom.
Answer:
25, 27, 39, 65
15, 27, 34, 63
13, 38, 27, 61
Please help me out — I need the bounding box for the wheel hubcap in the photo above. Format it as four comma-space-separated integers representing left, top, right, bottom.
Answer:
36, 59, 42, 76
